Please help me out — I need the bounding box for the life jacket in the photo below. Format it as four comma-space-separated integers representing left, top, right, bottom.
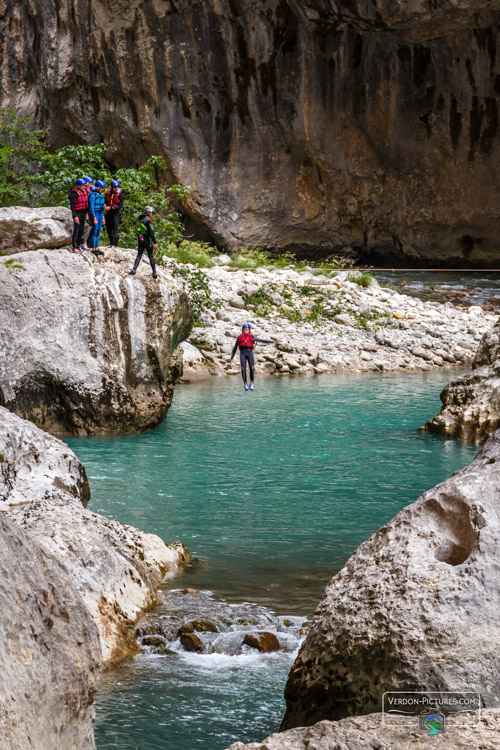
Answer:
105, 188, 122, 210
135, 215, 151, 244
238, 333, 254, 349
90, 191, 106, 213
70, 187, 89, 211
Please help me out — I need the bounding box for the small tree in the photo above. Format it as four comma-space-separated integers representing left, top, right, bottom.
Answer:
0, 108, 46, 206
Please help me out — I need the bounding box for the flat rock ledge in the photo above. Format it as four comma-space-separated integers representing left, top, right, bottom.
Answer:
0, 406, 190, 666
0, 246, 192, 436
226, 710, 500, 750
178, 265, 497, 382
424, 317, 500, 442
280, 429, 500, 729
0, 206, 73, 254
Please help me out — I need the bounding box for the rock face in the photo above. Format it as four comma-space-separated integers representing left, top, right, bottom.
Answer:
281, 430, 500, 729
2, 2, 500, 264
0, 206, 73, 254
0, 247, 192, 435
424, 317, 500, 442
0, 406, 190, 665
0, 514, 100, 750
226, 711, 500, 750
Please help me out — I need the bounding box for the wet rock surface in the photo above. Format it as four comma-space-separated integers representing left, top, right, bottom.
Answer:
243, 632, 281, 652
424, 317, 500, 442
0, 246, 192, 435
0, 406, 190, 666
178, 265, 497, 382
0, 514, 100, 750
4, 2, 500, 264
280, 429, 500, 729
0, 206, 73, 254
226, 711, 500, 750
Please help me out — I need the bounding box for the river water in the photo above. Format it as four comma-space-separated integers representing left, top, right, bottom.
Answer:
66, 372, 478, 750
374, 270, 500, 308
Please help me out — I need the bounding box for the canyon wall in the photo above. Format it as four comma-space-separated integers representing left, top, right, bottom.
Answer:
2, 1, 500, 264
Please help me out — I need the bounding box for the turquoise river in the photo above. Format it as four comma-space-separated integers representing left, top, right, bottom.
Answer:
66, 371, 478, 750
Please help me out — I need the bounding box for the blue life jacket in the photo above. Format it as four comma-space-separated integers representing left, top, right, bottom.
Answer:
89, 191, 105, 214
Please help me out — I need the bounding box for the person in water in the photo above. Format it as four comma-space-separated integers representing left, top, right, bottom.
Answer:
129, 206, 158, 279
230, 323, 274, 390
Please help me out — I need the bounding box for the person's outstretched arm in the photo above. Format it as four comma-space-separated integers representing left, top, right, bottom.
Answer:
254, 337, 275, 345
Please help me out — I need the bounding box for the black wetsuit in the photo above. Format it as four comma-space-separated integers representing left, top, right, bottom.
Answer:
131, 214, 157, 275
105, 190, 125, 246
231, 334, 273, 384
69, 191, 88, 249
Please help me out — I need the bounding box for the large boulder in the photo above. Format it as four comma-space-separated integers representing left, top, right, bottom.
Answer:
0, 406, 190, 665
0, 247, 192, 435
226, 711, 500, 750
281, 430, 500, 729
0, 514, 100, 750
0, 206, 73, 254
424, 318, 500, 442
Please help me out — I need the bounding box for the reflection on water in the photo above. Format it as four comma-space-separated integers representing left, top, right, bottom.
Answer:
66, 372, 479, 750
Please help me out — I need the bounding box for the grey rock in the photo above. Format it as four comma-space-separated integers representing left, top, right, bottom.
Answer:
286, 358, 301, 370
0, 206, 73, 254
212, 254, 232, 266
424, 318, 500, 442
411, 347, 429, 359
0, 248, 191, 435
334, 314, 353, 327
229, 295, 246, 309
360, 351, 372, 362
226, 711, 500, 750
358, 302, 372, 317
216, 309, 233, 322
0, 407, 190, 666
282, 432, 500, 728
362, 341, 378, 352
0, 515, 100, 750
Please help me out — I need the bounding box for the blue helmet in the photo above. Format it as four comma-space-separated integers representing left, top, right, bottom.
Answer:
242, 323, 251, 330
96, 180, 106, 188
76, 178, 85, 186
83, 176, 93, 183
111, 180, 120, 187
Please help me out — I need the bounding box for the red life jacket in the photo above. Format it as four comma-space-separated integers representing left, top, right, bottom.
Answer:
105, 188, 122, 209
70, 187, 89, 211
238, 333, 254, 348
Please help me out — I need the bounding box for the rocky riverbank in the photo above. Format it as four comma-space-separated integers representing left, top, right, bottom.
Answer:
179, 264, 498, 381
0, 247, 192, 435
424, 317, 500, 442
0, 406, 190, 667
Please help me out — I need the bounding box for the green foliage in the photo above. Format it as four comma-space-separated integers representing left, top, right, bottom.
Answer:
2, 257, 26, 273
167, 261, 218, 326
244, 282, 279, 317
40, 143, 110, 204
230, 247, 272, 269
347, 270, 373, 288
0, 108, 46, 206
162, 240, 216, 266
282, 306, 303, 324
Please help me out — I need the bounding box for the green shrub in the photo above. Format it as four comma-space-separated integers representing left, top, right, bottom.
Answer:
347, 270, 373, 288
0, 108, 46, 206
230, 247, 271, 268
162, 240, 215, 267
167, 261, 218, 326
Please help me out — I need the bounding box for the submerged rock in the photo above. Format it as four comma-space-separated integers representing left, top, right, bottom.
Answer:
424, 318, 500, 442
243, 632, 280, 653
0, 514, 100, 750
0, 247, 192, 436
0, 406, 190, 666
226, 711, 500, 750
0, 206, 73, 254
191, 617, 218, 633
281, 430, 500, 729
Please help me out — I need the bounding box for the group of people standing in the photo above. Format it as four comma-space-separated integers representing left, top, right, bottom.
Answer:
69, 176, 125, 255
69, 175, 159, 279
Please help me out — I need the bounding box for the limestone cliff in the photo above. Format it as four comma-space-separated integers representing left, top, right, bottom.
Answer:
424, 316, 500, 441
2, 1, 500, 265
0, 247, 192, 436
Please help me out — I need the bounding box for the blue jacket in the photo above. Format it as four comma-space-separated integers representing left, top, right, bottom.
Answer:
89, 191, 105, 218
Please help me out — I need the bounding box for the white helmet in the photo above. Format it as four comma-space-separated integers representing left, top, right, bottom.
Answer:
145, 206, 155, 213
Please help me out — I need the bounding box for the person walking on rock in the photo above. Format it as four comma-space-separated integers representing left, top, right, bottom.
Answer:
230, 323, 274, 390
105, 180, 125, 249
87, 180, 106, 256
129, 207, 159, 279
82, 176, 95, 248
69, 178, 89, 253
